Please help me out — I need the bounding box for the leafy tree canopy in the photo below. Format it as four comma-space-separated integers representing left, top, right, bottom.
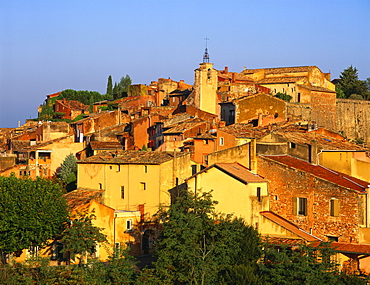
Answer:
154, 190, 262, 284
61, 211, 107, 264
274, 92, 292, 102
0, 175, 68, 264
58, 89, 106, 106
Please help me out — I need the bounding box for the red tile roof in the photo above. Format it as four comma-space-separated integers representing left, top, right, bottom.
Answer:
186, 162, 267, 184
244, 66, 314, 75
274, 130, 367, 151
89, 141, 123, 150
261, 211, 321, 242
78, 150, 188, 165
260, 155, 369, 192
297, 84, 336, 93
331, 242, 370, 256
257, 76, 306, 84
63, 189, 104, 210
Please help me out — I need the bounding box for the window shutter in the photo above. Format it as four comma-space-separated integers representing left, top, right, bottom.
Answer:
331, 199, 339, 217
292, 197, 297, 215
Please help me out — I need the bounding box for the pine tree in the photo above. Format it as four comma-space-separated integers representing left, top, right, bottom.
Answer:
337, 66, 368, 99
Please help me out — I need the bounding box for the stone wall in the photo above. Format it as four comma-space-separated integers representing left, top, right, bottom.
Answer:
336, 99, 370, 143
286, 103, 311, 121
311, 91, 337, 131
257, 155, 360, 243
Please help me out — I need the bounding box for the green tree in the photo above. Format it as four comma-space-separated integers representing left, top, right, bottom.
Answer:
113, 75, 132, 99
274, 92, 292, 102
61, 211, 107, 265
0, 175, 68, 264
106, 75, 113, 100
259, 242, 366, 285
58, 154, 77, 192
106, 246, 137, 285
154, 190, 262, 284
337, 66, 368, 99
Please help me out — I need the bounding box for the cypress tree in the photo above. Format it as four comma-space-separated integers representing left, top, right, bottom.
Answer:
106, 75, 113, 99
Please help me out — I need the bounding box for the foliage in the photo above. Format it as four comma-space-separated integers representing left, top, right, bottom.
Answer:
0, 175, 68, 264
105, 246, 137, 285
61, 211, 107, 264
259, 242, 367, 285
336, 66, 369, 99
106, 75, 113, 100
58, 89, 106, 106
274, 92, 292, 102
113, 75, 132, 99
154, 190, 263, 284
58, 154, 78, 192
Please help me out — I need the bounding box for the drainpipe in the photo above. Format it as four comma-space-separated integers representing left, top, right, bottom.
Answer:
113, 214, 117, 246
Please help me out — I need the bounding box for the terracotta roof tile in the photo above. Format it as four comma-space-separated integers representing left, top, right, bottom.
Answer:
89, 141, 123, 150
257, 76, 306, 84
244, 66, 314, 75
219, 123, 272, 139
63, 189, 104, 210
163, 121, 207, 134
186, 162, 267, 184
331, 242, 370, 255
296, 84, 336, 93
261, 211, 321, 242
78, 150, 188, 165
261, 155, 369, 192
274, 130, 367, 151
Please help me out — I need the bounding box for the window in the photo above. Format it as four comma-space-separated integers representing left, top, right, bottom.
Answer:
220, 137, 224, 146
144, 165, 148, 173
140, 182, 146, 190
117, 165, 121, 172
290, 142, 296, 149
293, 197, 307, 216
330, 199, 339, 217
192, 165, 198, 175
126, 219, 133, 232
257, 187, 261, 202
121, 186, 125, 199
99, 183, 103, 190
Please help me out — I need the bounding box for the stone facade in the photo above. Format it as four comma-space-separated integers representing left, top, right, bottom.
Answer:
337, 99, 370, 143
257, 155, 363, 243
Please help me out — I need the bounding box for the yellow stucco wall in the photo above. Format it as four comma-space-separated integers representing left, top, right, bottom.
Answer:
187, 167, 269, 226
77, 153, 192, 218
319, 151, 370, 183
38, 139, 84, 175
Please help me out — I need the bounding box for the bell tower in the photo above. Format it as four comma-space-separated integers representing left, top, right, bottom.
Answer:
193, 39, 218, 115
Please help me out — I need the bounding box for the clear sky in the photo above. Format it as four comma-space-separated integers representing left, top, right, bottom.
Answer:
1, 0, 369, 128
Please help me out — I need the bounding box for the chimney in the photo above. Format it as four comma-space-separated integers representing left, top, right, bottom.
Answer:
258, 113, 263, 126
310, 139, 318, 165
249, 139, 257, 173
219, 121, 226, 128
232, 73, 236, 82
224, 66, 229, 74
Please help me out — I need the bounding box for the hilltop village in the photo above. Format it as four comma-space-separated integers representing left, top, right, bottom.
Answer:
2, 53, 370, 274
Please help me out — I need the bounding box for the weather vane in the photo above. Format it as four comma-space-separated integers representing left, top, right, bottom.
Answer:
203, 37, 210, 63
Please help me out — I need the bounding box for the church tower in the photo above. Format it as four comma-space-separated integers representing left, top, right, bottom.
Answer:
193, 41, 218, 115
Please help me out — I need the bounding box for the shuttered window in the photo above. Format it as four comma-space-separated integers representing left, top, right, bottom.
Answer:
330, 199, 339, 217
293, 197, 307, 216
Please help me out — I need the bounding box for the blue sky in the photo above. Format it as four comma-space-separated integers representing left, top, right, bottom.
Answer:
1, 0, 369, 127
